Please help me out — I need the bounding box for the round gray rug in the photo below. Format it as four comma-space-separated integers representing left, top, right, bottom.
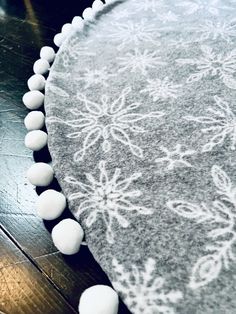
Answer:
45, 0, 236, 313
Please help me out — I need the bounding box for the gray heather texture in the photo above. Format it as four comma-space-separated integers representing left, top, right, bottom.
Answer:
45, 1, 236, 313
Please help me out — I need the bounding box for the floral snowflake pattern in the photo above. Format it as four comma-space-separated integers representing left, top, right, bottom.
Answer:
47, 87, 165, 160
132, 0, 168, 13
167, 165, 236, 289
60, 39, 95, 68
112, 258, 183, 314
64, 161, 153, 243
107, 20, 159, 51
111, 8, 134, 20
131, 0, 178, 23
117, 48, 166, 76
157, 11, 179, 24
141, 77, 182, 101
185, 96, 236, 152
155, 144, 195, 170
76, 67, 115, 88
194, 20, 236, 43
175, 0, 233, 16
176, 45, 236, 89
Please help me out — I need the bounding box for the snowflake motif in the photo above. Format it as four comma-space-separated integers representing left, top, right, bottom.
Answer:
176, 45, 236, 89
76, 67, 115, 88
47, 87, 165, 160
169, 38, 193, 50
155, 144, 195, 170
167, 165, 236, 289
111, 8, 133, 20
175, 0, 233, 16
195, 20, 236, 43
117, 48, 166, 76
185, 96, 236, 152
64, 161, 153, 244
157, 11, 179, 24
61, 39, 95, 68
107, 19, 159, 51
112, 258, 183, 314
132, 0, 168, 13
141, 77, 182, 101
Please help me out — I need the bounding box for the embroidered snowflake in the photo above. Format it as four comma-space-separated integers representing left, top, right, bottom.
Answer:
157, 11, 179, 24
107, 20, 159, 51
117, 48, 166, 76
64, 161, 153, 244
141, 77, 182, 101
111, 8, 133, 20
60, 39, 95, 67
132, 0, 168, 13
169, 38, 193, 50
167, 165, 236, 289
76, 67, 115, 88
112, 258, 183, 314
185, 96, 236, 152
155, 145, 195, 170
195, 20, 236, 43
175, 0, 233, 16
47, 87, 165, 160
176, 45, 236, 89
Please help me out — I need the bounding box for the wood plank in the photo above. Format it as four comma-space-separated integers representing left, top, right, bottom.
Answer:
35, 248, 131, 313
0, 215, 57, 258
0, 262, 77, 314
0, 229, 27, 269
0, 228, 76, 313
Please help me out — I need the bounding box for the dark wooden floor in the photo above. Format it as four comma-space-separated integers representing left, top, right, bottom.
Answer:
0, 1, 130, 313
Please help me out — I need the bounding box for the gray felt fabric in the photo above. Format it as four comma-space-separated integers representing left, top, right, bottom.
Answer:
45, 0, 236, 313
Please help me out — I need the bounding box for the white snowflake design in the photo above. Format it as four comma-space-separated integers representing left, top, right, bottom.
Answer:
194, 19, 236, 43
185, 95, 236, 152
167, 165, 236, 289
107, 19, 159, 51
61, 39, 95, 68
169, 38, 193, 50
132, 0, 168, 13
47, 87, 165, 161
155, 144, 195, 170
175, 0, 233, 16
64, 161, 153, 244
157, 11, 179, 24
131, 0, 178, 23
111, 8, 134, 20
117, 48, 166, 76
112, 258, 183, 314
141, 77, 182, 101
176, 45, 236, 89
75, 67, 115, 88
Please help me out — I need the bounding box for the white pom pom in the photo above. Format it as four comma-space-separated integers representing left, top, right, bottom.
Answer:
24, 111, 45, 131
33, 59, 50, 75
25, 130, 48, 151
22, 90, 44, 109
61, 23, 73, 35
105, 0, 113, 3
27, 162, 54, 186
51, 219, 84, 255
40, 46, 55, 63
53, 33, 65, 47
36, 189, 66, 220
82, 8, 95, 21
72, 16, 84, 30
27, 74, 46, 91
79, 285, 119, 314
92, 0, 104, 11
